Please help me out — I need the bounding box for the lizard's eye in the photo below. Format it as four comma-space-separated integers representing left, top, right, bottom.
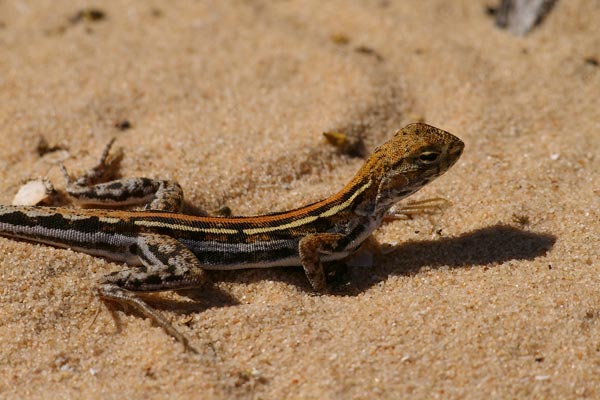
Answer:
418, 151, 440, 164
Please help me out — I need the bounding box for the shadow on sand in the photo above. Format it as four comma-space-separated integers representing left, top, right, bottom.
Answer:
330, 224, 557, 295
156, 223, 556, 312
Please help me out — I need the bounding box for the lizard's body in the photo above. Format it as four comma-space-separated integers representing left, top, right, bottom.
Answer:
0, 123, 463, 350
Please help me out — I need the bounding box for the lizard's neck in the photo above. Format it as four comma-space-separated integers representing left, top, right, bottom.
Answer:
345, 161, 425, 220
343, 163, 390, 218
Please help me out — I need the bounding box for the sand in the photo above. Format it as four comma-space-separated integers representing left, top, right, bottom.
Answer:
0, 0, 598, 398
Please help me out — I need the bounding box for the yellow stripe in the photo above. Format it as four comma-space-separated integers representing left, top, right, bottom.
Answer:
317, 180, 371, 218
243, 215, 319, 235
98, 216, 122, 224
242, 180, 372, 235
55, 213, 90, 221
134, 220, 238, 234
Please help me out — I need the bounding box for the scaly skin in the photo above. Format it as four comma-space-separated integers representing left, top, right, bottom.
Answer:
0, 123, 463, 351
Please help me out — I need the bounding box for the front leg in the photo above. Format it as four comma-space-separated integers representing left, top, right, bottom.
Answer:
384, 197, 451, 221
99, 233, 206, 352
298, 233, 344, 292
60, 139, 184, 212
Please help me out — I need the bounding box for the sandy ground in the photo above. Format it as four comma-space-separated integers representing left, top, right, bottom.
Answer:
0, 1, 599, 398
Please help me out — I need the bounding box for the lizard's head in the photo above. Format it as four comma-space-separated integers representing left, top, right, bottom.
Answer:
368, 123, 464, 211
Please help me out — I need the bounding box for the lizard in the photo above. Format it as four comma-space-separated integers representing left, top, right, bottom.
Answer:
0, 123, 464, 351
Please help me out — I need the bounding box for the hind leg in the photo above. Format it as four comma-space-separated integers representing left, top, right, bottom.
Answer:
98, 233, 207, 352
60, 139, 183, 212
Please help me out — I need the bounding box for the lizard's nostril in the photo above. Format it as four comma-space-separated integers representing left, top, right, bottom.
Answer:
451, 142, 464, 156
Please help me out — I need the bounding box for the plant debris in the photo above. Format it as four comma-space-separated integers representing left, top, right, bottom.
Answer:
354, 45, 384, 61
70, 8, 106, 25
488, 0, 557, 36
322, 131, 366, 157
114, 120, 132, 131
